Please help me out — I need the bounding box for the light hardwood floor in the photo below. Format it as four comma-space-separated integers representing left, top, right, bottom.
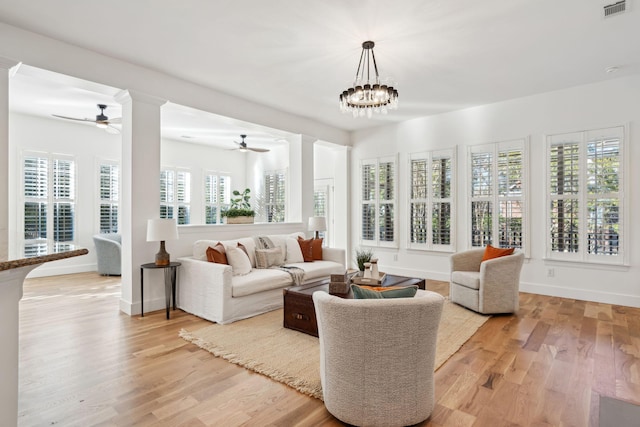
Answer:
18, 272, 640, 426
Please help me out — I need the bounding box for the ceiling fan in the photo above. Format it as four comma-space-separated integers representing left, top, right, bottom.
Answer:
52, 103, 121, 134
233, 134, 269, 153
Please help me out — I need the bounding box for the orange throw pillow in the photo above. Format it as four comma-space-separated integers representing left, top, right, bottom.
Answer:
311, 238, 323, 260
482, 244, 514, 262
206, 242, 228, 264
297, 236, 314, 262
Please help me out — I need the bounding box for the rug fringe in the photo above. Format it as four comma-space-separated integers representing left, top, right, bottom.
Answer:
179, 328, 324, 400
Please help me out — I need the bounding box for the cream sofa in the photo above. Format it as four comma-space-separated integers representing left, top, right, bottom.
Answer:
177, 233, 345, 324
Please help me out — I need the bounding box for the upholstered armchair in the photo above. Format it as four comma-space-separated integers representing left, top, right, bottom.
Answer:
449, 248, 524, 314
93, 234, 122, 276
313, 290, 444, 427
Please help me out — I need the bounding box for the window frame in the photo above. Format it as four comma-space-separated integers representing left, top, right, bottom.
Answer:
21, 151, 77, 256
407, 148, 456, 252
545, 126, 627, 265
204, 171, 231, 224
160, 167, 191, 225
264, 169, 287, 223
467, 138, 529, 253
359, 155, 398, 248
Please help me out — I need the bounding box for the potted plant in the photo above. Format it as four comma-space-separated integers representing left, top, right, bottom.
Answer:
355, 247, 375, 273
222, 188, 256, 224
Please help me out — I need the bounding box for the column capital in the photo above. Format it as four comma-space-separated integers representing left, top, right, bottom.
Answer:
115, 89, 167, 107
0, 57, 20, 72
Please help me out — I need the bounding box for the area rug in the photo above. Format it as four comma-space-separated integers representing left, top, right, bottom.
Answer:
179, 299, 489, 400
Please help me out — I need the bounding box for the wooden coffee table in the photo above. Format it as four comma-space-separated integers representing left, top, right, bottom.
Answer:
282, 274, 426, 337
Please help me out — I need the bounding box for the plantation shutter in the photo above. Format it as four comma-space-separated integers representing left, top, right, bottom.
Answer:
469, 140, 527, 250
23, 156, 48, 256
205, 173, 231, 224
360, 156, 397, 247
99, 163, 119, 233
547, 126, 625, 264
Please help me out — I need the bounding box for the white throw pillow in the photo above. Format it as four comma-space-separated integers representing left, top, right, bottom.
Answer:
286, 237, 304, 263
255, 248, 285, 268
226, 247, 252, 276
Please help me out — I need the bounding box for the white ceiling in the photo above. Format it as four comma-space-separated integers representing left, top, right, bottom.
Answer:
2, 0, 640, 139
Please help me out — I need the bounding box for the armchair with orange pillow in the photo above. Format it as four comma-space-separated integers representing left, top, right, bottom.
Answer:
449, 244, 524, 314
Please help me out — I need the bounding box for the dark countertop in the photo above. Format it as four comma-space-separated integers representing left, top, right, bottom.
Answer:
0, 248, 89, 272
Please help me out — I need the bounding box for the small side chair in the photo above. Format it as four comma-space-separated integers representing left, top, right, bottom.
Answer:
93, 233, 122, 276
450, 248, 524, 314
313, 290, 444, 427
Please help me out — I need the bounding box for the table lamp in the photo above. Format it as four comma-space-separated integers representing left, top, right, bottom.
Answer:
146, 218, 179, 266
308, 216, 327, 240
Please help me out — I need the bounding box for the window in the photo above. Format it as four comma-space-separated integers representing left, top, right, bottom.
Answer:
160, 168, 191, 224
546, 126, 625, 264
22, 153, 76, 256
98, 163, 119, 233
264, 170, 286, 222
408, 149, 455, 251
469, 139, 527, 250
314, 183, 329, 241
204, 173, 231, 224
360, 156, 397, 247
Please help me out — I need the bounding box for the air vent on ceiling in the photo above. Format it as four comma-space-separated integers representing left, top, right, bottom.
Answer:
604, 0, 626, 17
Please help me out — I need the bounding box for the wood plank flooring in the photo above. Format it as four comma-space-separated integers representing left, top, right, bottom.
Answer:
17, 272, 640, 426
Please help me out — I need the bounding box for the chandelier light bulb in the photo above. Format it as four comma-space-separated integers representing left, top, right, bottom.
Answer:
339, 40, 398, 118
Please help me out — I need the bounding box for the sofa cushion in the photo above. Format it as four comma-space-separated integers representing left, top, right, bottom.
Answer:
482, 244, 515, 262
206, 242, 228, 264
226, 247, 252, 276
352, 284, 418, 299
232, 268, 292, 297
255, 247, 285, 268
451, 271, 480, 290
285, 260, 345, 281
286, 237, 304, 263
312, 238, 323, 260
297, 237, 314, 262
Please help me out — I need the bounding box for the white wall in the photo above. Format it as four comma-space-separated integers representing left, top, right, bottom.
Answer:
9, 113, 120, 276
351, 74, 640, 306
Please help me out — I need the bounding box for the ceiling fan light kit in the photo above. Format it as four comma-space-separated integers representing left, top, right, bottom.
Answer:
339, 41, 399, 118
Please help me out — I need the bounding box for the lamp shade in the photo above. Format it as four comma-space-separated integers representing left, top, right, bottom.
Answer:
146, 218, 179, 242
308, 216, 327, 232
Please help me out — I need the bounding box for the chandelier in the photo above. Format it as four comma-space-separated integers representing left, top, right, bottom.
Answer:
339, 41, 398, 118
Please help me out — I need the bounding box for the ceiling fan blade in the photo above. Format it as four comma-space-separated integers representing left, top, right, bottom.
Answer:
52, 114, 93, 122
108, 117, 122, 124
248, 147, 270, 153
106, 125, 120, 134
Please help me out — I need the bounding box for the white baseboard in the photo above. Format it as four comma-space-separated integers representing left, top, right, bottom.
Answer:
120, 296, 173, 317
26, 263, 96, 278
520, 281, 640, 308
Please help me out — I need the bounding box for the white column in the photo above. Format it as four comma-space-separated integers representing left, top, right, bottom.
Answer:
115, 90, 166, 315
0, 264, 39, 427
0, 58, 20, 262
300, 135, 316, 235
287, 135, 316, 229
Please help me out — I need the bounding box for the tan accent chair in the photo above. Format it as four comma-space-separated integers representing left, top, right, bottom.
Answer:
313, 290, 444, 427
450, 248, 524, 314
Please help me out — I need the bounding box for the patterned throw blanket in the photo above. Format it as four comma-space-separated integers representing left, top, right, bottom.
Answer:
254, 236, 305, 286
